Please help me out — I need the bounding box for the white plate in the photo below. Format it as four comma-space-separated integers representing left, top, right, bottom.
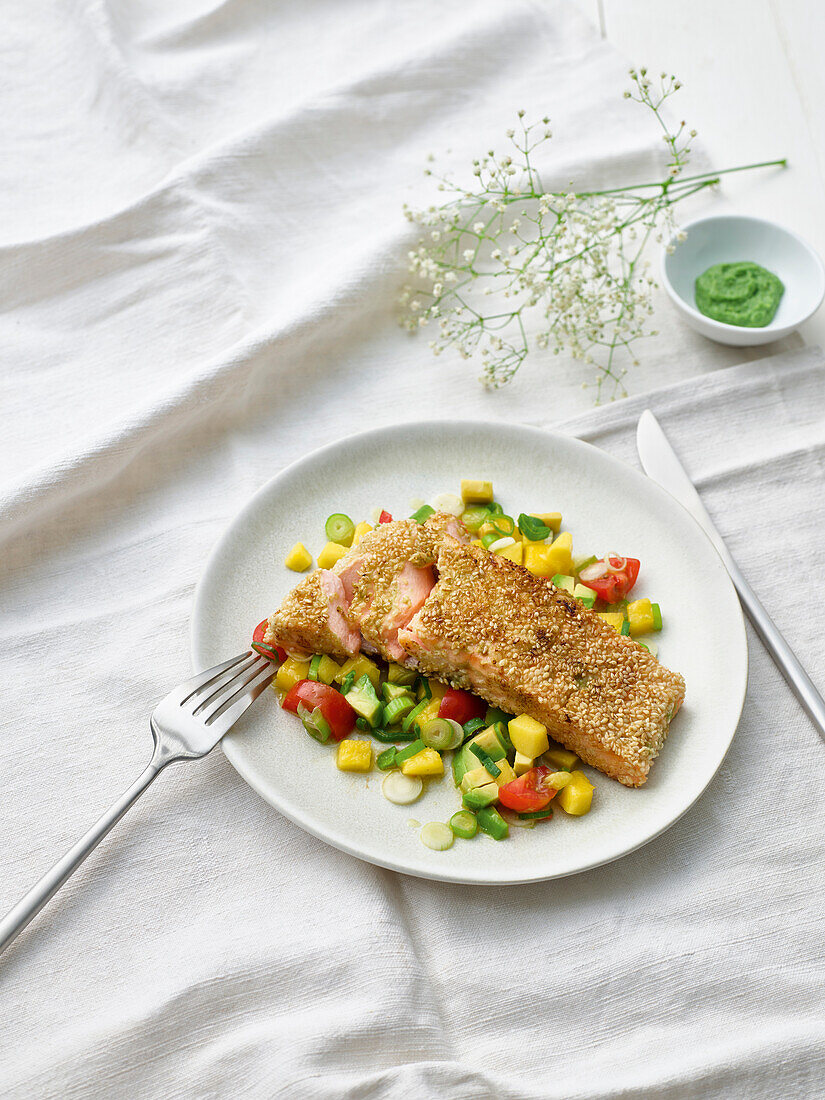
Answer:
191, 421, 747, 885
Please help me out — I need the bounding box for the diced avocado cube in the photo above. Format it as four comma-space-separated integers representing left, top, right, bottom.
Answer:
551, 573, 575, 593
467, 727, 507, 762
344, 674, 383, 728
460, 765, 498, 793
572, 583, 596, 608
452, 743, 475, 787
387, 663, 418, 685
382, 682, 414, 703
485, 706, 512, 726
477, 805, 509, 840
513, 750, 533, 776
462, 783, 500, 810
544, 745, 578, 772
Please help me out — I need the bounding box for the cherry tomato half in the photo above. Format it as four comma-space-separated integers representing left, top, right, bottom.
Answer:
498, 766, 559, 813
252, 619, 286, 663
438, 688, 487, 726
579, 557, 640, 604
282, 680, 356, 741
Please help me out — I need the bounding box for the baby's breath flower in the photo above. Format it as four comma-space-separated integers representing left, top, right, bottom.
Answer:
400, 72, 786, 400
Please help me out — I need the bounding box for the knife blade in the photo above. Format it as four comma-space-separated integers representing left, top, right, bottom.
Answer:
636, 409, 825, 743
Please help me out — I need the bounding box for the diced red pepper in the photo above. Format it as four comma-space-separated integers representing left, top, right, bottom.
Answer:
378, 510, 393, 524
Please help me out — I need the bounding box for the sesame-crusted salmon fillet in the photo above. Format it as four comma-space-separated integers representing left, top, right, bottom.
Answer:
397, 538, 685, 787
265, 514, 465, 662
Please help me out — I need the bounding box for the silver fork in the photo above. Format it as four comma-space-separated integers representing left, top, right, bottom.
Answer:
0, 651, 275, 956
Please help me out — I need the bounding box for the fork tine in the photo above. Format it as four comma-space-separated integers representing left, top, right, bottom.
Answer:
203, 661, 276, 731
184, 651, 260, 711
189, 653, 270, 716
170, 651, 253, 705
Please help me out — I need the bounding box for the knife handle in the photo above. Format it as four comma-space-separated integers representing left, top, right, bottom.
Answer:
727, 558, 825, 742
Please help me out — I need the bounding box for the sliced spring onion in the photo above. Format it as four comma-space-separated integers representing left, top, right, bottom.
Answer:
517, 807, 554, 820
420, 822, 454, 851
486, 502, 504, 515
460, 506, 491, 533
462, 716, 487, 740
384, 695, 415, 725
339, 671, 356, 696
355, 717, 369, 731
498, 807, 536, 829
382, 771, 423, 805
324, 513, 355, 546
421, 718, 463, 752
488, 536, 515, 553
372, 727, 418, 743
652, 602, 663, 631
297, 703, 332, 744
476, 805, 508, 840
402, 698, 429, 732
430, 492, 464, 516
449, 810, 478, 839
517, 513, 551, 541
410, 504, 435, 524
284, 646, 311, 661
579, 560, 610, 583
620, 621, 630, 636
308, 654, 323, 681
489, 514, 515, 536
395, 738, 426, 764
376, 747, 398, 771
573, 554, 598, 574
606, 553, 627, 573
481, 531, 501, 550
469, 743, 501, 777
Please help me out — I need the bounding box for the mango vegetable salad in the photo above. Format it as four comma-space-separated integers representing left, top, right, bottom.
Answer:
252, 480, 666, 851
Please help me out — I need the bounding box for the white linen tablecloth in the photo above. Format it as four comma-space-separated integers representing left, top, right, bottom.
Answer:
1, 2, 823, 1096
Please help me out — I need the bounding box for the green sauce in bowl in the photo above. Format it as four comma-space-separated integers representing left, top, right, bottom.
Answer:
695, 261, 784, 327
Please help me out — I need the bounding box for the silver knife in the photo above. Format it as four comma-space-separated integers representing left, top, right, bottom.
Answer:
636, 409, 825, 743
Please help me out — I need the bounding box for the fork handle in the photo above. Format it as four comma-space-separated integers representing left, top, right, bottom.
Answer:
0, 762, 161, 956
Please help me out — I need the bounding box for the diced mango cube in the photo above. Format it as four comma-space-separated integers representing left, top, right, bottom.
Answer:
597, 612, 625, 633
336, 739, 373, 773
317, 541, 349, 569
335, 655, 381, 688
315, 655, 340, 685
427, 679, 448, 702
493, 758, 517, 787
547, 771, 572, 790
275, 657, 310, 692
529, 512, 562, 534
496, 541, 523, 565
543, 745, 578, 772
461, 479, 493, 504
627, 597, 655, 637
285, 542, 312, 572
557, 770, 594, 815
524, 544, 554, 577
508, 714, 549, 759
544, 531, 573, 575
401, 748, 444, 777
513, 750, 534, 776
413, 698, 442, 732
352, 521, 373, 545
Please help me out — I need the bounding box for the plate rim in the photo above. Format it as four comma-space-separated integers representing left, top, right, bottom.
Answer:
190, 418, 749, 885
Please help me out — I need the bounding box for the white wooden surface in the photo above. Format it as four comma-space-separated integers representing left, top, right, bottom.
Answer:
573, 0, 825, 345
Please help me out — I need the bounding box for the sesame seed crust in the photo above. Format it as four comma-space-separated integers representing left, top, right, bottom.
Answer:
397, 539, 685, 787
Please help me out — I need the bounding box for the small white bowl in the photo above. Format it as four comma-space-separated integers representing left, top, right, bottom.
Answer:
661, 214, 825, 346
